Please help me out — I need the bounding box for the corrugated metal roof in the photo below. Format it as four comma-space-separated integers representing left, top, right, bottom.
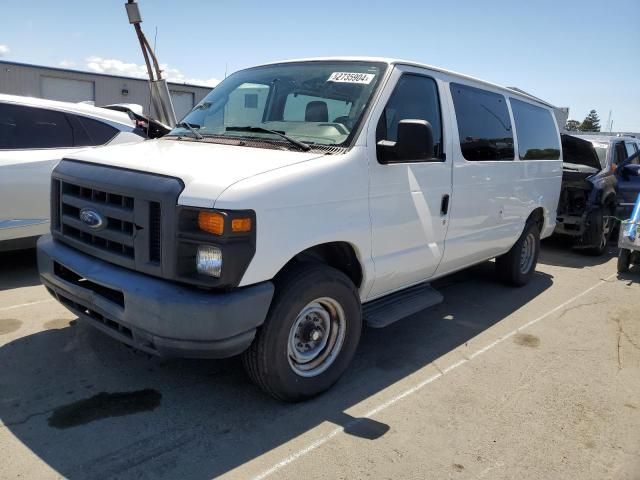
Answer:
0, 60, 211, 90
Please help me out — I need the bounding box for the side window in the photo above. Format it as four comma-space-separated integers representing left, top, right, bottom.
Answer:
0, 104, 16, 148
614, 142, 628, 165
0, 103, 73, 149
376, 74, 443, 160
510, 99, 560, 160
450, 83, 514, 161
76, 116, 118, 145
625, 141, 638, 161
244, 94, 258, 109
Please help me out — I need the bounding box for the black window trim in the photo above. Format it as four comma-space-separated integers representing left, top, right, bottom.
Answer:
375, 71, 446, 165
450, 82, 515, 162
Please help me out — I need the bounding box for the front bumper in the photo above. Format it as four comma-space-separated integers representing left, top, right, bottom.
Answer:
37, 235, 274, 358
554, 214, 586, 237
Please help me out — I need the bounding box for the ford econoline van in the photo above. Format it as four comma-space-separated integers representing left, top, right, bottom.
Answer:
37, 58, 563, 401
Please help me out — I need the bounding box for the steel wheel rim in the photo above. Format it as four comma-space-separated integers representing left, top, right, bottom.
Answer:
600, 215, 611, 250
287, 297, 346, 378
520, 233, 536, 274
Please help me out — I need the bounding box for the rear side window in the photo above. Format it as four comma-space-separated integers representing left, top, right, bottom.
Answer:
0, 103, 73, 149
510, 98, 560, 160
75, 115, 118, 146
450, 83, 514, 161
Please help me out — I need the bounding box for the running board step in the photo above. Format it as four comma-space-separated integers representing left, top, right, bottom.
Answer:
363, 283, 443, 328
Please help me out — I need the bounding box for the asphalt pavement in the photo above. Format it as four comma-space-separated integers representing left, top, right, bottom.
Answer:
0, 239, 638, 479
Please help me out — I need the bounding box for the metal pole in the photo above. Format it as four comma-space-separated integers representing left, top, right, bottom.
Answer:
125, 0, 176, 126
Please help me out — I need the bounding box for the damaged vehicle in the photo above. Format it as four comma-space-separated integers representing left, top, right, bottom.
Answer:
555, 134, 640, 255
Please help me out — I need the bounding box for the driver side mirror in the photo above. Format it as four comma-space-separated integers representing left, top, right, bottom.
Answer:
621, 164, 640, 177
377, 119, 434, 163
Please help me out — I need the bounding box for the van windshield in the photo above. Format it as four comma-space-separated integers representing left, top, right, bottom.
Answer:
592, 142, 608, 168
168, 61, 387, 149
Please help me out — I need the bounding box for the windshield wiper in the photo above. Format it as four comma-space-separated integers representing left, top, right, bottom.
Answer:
226, 126, 311, 151
175, 121, 203, 140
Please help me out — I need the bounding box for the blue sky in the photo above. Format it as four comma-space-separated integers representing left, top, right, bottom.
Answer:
1, 0, 639, 131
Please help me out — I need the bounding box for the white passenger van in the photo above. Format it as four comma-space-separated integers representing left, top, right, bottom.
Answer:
38, 58, 562, 401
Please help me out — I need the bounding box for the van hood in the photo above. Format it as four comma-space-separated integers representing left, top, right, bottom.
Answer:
561, 134, 602, 171
64, 138, 325, 207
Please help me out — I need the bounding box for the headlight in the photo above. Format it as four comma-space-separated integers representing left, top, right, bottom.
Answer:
196, 245, 223, 277
176, 207, 256, 287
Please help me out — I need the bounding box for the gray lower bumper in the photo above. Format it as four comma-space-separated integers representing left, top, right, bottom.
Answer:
554, 214, 586, 237
37, 235, 274, 359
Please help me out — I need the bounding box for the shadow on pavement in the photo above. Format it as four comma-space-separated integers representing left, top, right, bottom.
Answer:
0, 262, 553, 479
539, 236, 617, 269
0, 248, 41, 290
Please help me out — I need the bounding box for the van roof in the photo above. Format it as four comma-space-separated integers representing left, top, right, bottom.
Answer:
573, 134, 639, 144
256, 56, 558, 109
0, 93, 135, 126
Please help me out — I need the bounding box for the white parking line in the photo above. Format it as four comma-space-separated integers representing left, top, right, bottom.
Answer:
0, 299, 54, 312
252, 272, 617, 480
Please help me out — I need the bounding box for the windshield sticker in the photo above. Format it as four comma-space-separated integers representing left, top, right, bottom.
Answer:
328, 72, 375, 84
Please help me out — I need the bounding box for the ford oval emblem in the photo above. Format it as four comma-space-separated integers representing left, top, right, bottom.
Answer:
79, 208, 105, 230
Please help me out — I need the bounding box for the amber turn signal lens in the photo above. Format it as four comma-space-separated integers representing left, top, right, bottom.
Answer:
231, 218, 252, 233
198, 212, 224, 235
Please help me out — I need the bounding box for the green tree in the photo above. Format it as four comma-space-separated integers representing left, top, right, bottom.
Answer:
565, 119, 581, 131
579, 110, 601, 132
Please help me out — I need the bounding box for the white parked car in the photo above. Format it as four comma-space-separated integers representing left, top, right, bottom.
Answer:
0, 94, 165, 251
38, 58, 563, 401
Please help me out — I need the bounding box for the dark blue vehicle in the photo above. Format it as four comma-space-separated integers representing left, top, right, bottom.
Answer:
555, 134, 640, 255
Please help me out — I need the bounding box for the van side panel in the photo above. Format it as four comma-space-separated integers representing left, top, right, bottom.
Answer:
214, 150, 375, 299
434, 79, 562, 277
363, 65, 454, 300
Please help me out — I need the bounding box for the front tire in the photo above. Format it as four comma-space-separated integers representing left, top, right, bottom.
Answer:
586, 207, 614, 256
242, 263, 362, 402
496, 221, 540, 287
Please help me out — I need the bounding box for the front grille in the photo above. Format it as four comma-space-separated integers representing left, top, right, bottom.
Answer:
50, 160, 184, 280
57, 180, 136, 259
55, 291, 133, 340
149, 202, 162, 263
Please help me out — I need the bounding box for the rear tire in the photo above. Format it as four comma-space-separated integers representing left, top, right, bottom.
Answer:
242, 263, 362, 402
618, 249, 631, 273
496, 221, 540, 287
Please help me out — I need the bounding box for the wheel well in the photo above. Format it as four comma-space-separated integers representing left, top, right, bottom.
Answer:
278, 242, 363, 288
527, 207, 545, 233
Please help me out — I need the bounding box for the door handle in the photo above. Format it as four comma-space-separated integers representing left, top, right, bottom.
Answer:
440, 194, 450, 215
